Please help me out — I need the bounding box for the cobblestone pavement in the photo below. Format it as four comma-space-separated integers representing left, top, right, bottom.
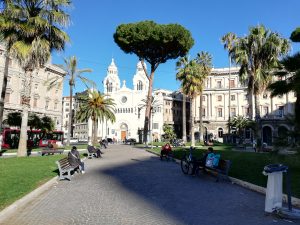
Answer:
1, 144, 294, 225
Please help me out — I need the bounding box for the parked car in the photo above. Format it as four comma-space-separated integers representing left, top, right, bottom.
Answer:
125, 138, 137, 145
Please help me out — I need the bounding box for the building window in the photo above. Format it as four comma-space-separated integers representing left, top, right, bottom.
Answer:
33, 98, 38, 108
217, 95, 222, 101
54, 102, 58, 110
4, 93, 10, 103
263, 93, 268, 99
263, 106, 269, 116
153, 123, 159, 129
244, 94, 248, 100
230, 79, 235, 88
278, 106, 284, 117
66, 103, 69, 106
107, 83, 113, 92
217, 108, 223, 117
231, 95, 235, 101
35, 83, 38, 90
218, 128, 223, 138
202, 108, 206, 117
230, 108, 236, 117
65, 108, 69, 112
245, 107, 250, 117
202, 95, 206, 101
216, 80, 222, 88
137, 81, 143, 90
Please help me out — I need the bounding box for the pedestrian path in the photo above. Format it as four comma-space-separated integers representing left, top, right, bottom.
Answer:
0, 144, 292, 225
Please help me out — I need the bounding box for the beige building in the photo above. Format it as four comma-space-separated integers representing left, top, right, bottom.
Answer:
0, 44, 65, 130
192, 67, 296, 145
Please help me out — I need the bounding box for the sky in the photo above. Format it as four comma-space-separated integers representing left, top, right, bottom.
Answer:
52, 0, 300, 96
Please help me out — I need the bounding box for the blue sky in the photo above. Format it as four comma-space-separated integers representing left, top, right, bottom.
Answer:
52, 0, 300, 96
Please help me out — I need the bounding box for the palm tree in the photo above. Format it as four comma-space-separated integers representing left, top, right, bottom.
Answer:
221, 32, 237, 134
268, 53, 300, 129
176, 53, 211, 147
176, 56, 190, 143
47, 56, 94, 146
76, 89, 116, 145
230, 25, 290, 143
228, 115, 255, 144
62, 56, 93, 146
195, 52, 213, 142
1, 0, 71, 156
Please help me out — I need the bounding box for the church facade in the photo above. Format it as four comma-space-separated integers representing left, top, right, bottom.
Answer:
92, 59, 164, 142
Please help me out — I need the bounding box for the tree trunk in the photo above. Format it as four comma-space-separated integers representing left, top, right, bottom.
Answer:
0, 54, 10, 132
92, 118, 98, 145
17, 71, 32, 157
67, 85, 73, 146
182, 94, 187, 142
190, 97, 195, 146
17, 107, 29, 157
254, 93, 261, 146
199, 93, 203, 142
143, 70, 154, 144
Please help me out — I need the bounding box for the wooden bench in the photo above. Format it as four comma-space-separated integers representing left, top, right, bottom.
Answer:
41, 143, 64, 156
41, 148, 64, 156
56, 157, 78, 181
198, 159, 231, 182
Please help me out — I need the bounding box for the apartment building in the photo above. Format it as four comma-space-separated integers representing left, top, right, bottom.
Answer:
0, 44, 65, 130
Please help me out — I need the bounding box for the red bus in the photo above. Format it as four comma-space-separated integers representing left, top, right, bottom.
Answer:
1, 128, 64, 149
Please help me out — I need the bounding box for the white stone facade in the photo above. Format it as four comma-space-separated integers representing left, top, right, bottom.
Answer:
0, 45, 65, 130
94, 59, 166, 142
193, 67, 296, 143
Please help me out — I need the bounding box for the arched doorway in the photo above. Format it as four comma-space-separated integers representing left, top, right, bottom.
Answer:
120, 123, 128, 141
263, 126, 273, 146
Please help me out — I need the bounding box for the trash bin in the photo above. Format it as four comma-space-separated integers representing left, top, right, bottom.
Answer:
263, 164, 288, 213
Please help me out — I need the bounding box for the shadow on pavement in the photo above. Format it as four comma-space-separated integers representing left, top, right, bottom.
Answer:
98, 155, 288, 225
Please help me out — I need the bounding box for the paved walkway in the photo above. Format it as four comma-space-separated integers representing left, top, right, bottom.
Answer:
0, 144, 293, 225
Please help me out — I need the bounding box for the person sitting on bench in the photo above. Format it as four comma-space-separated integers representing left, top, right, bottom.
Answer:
191, 147, 214, 175
87, 145, 102, 158
160, 143, 173, 159
68, 146, 85, 174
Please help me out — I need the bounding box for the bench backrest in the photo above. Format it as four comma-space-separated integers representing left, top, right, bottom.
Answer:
56, 157, 70, 169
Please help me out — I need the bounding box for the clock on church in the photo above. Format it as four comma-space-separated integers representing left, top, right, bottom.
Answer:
121, 96, 127, 103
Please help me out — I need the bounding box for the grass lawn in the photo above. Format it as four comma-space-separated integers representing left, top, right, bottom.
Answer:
147, 146, 300, 198
0, 155, 66, 211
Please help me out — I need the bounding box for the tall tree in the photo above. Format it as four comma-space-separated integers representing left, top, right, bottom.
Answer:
176, 57, 190, 143
268, 53, 300, 129
221, 32, 237, 134
57, 56, 93, 146
1, 0, 71, 156
230, 25, 289, 143
176, 56, 208, 146
195, 52, 213, 142
76, 90, 116, 145
114, 20, 194, 143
